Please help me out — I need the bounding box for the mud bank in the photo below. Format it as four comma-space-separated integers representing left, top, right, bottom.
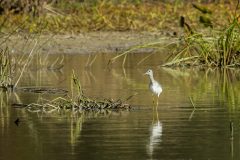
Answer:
3, 31, 177, 55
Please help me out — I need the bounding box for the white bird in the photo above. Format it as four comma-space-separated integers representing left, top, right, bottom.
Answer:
145, 69, 163, 158
145, 69, 162, 98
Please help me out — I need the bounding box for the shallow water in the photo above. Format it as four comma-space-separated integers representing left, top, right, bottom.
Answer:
0, 53, 240, 160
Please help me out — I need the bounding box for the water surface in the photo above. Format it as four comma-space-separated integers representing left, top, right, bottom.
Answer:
0, 53, 240, 160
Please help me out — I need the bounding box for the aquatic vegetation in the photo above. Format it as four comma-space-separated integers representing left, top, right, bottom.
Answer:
23, 95, 130, 113
13, 71, 131, 113
0, 48, 13, 90
0, 33, 64, 91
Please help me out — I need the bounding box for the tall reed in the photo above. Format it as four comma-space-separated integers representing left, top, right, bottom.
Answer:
0, 48, 13, 89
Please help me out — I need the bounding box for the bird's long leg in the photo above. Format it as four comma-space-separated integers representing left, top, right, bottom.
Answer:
152, 94, 155, 105
156, 97, 159, 121
152, 97, 160, 123
152, 94, 155, 123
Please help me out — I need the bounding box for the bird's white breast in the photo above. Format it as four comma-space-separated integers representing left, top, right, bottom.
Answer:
150, 81, 162, 96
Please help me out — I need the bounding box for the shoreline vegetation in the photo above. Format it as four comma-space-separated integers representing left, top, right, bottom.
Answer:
101, 1, 240, 68
0, 1, 238, 33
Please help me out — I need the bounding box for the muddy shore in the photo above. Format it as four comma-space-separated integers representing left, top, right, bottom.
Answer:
3, 31, 177, 55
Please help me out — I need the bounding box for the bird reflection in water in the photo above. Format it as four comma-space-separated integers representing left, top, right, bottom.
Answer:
147, 119, 162, 157
145, 69, 163, 158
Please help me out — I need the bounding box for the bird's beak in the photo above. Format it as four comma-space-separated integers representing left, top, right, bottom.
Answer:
144, 72, 147, 75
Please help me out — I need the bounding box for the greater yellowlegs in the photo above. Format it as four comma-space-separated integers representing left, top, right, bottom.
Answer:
145, 69, 163, 158
145, 69, 162, 98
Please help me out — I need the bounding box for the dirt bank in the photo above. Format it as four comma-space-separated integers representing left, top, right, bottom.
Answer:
3, 31, 177, 55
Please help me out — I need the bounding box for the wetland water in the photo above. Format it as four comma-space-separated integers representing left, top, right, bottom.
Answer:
0, 53, 240, 160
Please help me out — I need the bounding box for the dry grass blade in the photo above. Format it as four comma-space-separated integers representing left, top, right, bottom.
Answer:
161, 56, 199, 67
108, 40, 178, 67
14, 40, 38, 88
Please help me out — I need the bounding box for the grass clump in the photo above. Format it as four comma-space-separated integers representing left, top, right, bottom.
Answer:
162, 19, 240, 68
216, 20, 240, 67
162, 1, 240, 68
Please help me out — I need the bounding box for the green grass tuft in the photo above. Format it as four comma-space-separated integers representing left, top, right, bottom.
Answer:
162, 19, 240, 67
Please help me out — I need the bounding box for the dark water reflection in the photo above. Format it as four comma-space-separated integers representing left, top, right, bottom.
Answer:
0, 53, 240, 160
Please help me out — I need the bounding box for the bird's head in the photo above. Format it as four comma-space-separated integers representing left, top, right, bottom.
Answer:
144, 69, 153, 76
